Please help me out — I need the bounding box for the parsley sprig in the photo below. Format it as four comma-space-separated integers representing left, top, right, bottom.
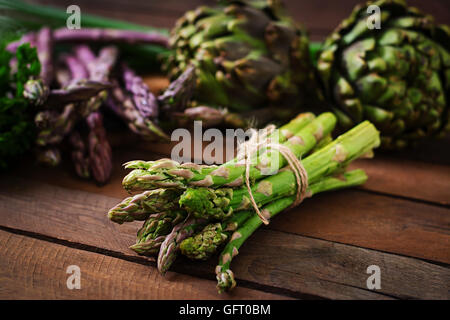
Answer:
0, 42, 41, 169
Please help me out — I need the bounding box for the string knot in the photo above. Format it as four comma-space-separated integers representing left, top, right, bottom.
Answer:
236, 125, 308, 225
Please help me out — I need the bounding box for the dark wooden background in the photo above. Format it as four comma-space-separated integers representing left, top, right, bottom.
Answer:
0, 0, 448, 300
29, 0, 450, 40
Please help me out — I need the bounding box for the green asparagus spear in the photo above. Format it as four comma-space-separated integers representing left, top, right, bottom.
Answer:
129, 210, 187, 256
216, 169, 368, 293
157, 216, 208, 274
108, 188, 183, 224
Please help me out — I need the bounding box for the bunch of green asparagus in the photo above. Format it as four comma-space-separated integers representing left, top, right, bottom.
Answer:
108, 112, 380, 292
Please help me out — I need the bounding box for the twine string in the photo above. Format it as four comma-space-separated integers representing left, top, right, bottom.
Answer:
236, 125, 308, 225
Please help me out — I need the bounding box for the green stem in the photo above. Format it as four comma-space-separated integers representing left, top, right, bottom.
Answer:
1, 0, 171, 70
0, 0, 167, 33
216, 169, 368, 293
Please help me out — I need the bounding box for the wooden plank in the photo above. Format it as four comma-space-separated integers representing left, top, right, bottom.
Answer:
351, 156, 450, 206
269, 190, 450, 264
224, 229, 449, 300
0, 178, 448, 299
0, 230, 285, 300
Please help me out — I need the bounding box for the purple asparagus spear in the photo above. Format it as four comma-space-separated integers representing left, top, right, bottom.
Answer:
107, 84, 169, 141
44, 80, 113, 108
35, 27, 53, 86
35, 104, 80, 146
122, 63, 158, 118
77, 45, 118, 82
68, 131, 91, 179
36, 147, 61, 167
53, 28, 169, 47
64, 54, 88, 80
158, 65, 196, 113
86, 112, 113, 184
76, 45, 118, 116
74, 45, 97, 66
6, 32, 36, 53
173, 106, 226, 128
7, 27, 168, 53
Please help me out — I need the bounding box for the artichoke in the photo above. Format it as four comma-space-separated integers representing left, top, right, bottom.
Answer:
317, 0, 450, 149
165, 0, 314, 116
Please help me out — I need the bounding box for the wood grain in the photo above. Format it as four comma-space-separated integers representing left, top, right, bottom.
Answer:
0, 230, 286, 299
351, 156, 450, 206
0, 178, 448, 299
269, 190, 450, 264
228, 229, 449, 300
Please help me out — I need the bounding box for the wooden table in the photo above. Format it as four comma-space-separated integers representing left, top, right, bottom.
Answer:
0, 0, 449, 300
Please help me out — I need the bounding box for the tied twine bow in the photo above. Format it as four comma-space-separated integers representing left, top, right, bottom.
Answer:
236, 125, 308, 225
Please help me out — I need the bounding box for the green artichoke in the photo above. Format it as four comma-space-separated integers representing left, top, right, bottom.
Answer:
317, 0, 449, 149
165, 0, 314, 115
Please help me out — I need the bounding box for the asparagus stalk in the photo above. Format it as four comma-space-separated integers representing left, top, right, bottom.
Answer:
181, 169, 368, 261
158, 65, 197, 113
5, 32, 36, 52
7, 28, 169, 50
68, 130, 90, 179
172, 106, 228, 128
157, 216, 208, 274
64, 54, 88, 80
130, 235, 166, 257
122, 112, 318, 191
86, 112, 113, 184
179, 121, 380, 220
44, 80, 113, 108
77, 45, 118, 117
215, 169, 368, 293
108, 188, 183, 224
35, 103, 78, 146
52, 28, 169, 47
122, 63, 159, 118
107, 84, 169, 141
180, 210, 252, 261
34, 53, 89, 149
129, 210, 187, 256
35, 147, 61, 167
35, 26, 53, 86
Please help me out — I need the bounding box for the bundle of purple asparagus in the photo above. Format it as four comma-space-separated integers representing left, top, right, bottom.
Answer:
4, 25, 269, 180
